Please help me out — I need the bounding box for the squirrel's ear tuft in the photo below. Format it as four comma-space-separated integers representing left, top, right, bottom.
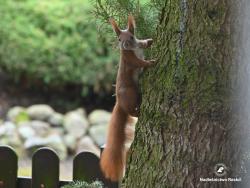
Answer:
127, 14, 135, 34
109, 18, 121, 36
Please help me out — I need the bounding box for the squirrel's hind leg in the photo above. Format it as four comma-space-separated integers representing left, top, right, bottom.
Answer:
118, 87, 139, 117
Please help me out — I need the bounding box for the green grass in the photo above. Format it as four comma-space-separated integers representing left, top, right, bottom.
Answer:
18, 167, 31, 177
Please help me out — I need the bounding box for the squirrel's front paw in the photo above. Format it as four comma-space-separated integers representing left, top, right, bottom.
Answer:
147, 39, 153, 47
150, 59, 156, 64
148, 59, 156, 66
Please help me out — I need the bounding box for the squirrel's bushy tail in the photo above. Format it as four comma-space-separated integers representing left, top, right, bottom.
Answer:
100, 103, 128, 181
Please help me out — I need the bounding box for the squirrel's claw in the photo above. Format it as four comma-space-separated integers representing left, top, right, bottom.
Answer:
147, 39, 153, 47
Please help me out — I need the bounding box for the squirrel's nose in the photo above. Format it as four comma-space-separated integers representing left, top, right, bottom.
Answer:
123, 41, 129, 49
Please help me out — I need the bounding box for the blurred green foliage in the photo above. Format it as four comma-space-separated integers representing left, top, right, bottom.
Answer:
15, 111, 30, 124
0, 0, 118, 95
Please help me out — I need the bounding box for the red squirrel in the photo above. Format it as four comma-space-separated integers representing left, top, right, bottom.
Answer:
100, 15, 155, 181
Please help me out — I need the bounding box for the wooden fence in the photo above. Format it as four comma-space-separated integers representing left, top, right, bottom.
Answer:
0, 146, 118, 188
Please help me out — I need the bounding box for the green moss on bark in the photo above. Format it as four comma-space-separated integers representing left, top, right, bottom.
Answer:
123, 0, 241, 188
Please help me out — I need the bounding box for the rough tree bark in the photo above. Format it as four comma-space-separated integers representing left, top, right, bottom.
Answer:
122, 1, 244, 188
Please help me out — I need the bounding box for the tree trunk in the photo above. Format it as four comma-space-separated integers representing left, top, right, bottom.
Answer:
122, 0, 244, 187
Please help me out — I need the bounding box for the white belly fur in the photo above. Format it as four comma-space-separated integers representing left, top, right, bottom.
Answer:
132, 48, 144, 83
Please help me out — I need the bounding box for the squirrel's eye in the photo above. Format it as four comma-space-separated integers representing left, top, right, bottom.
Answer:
130, 36, 134, 40
118, 38, 121, 41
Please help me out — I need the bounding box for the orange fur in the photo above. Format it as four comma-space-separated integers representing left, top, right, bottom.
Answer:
100, 104, 128, 181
